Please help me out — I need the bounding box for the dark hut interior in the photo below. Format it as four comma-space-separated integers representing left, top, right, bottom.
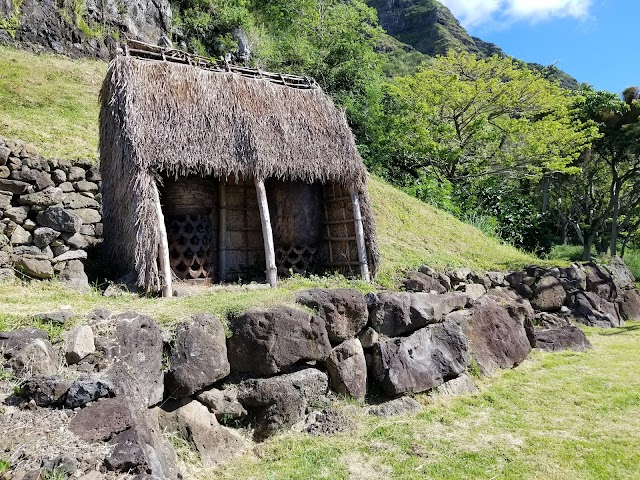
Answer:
159, 175, 363, 284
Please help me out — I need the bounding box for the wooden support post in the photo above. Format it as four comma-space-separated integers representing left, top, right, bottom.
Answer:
255, 178, 277, 287
151, 179, 173, 297
349, 188, 371, 283
218, 181, 227, 283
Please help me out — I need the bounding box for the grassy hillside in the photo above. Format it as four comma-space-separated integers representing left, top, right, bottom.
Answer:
0, 46, 104, 160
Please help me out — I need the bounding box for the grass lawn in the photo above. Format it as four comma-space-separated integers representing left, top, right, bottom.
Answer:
211, 324, 640, 480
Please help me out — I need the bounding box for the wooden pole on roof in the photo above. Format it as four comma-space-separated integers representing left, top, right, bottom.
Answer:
151, 178, 173, 297
218, 180, 227, 283
255, 178, 277, 287
349, 187, 371, 283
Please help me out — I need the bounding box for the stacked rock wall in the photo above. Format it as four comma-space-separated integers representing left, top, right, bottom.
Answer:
0, 138, 101, 290
1, 256, 638, 476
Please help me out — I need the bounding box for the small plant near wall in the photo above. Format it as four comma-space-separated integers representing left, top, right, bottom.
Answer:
0, 0, 23, 38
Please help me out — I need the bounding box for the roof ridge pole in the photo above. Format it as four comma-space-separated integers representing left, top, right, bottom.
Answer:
349, 187, 371, 283
151, 178, 173, 297
255, 177, 277, 287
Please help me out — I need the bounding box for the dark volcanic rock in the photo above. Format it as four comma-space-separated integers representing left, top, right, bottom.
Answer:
159, 398, 248, 467
69, 397, 135, 442
102, 313, 164, 406
0, 327, 48, 357
36, 206, 81, 233
371, 319, 470, 396
584, 262, 618, 302
607, 256, 635, 290
326, 338, 367, 400
530, 275, 566, 312
22, 375, 72, 406
369, 292, 469, 337
64, 377, 116, 408
568, 291, 623, 328
402, 271, 447, 294
227, 307, 331, 376
236, 368, 328, 439
447, 296, 531, 376
534, 326, 591, 352
295, 288, 368, 343
622, 289, 640, 321
165, 313, 230, 399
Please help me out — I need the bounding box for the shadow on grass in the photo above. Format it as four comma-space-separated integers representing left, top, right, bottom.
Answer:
595, 323, 640, 336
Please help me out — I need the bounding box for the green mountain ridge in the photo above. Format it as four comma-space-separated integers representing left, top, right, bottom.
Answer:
368, 0, 580, 88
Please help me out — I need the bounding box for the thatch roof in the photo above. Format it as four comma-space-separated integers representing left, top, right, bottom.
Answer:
99, 54, 379, 290
100, 56, 367, 185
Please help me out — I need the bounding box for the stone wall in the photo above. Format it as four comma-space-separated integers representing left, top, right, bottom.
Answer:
0, 138, 101, 290
2, 258, 637, 476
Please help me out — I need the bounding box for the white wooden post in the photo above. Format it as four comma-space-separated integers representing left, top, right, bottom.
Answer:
218, 180, 227, 283
151, 179, 173, 297
255, 178, 277, 287
349, 188, 371, 282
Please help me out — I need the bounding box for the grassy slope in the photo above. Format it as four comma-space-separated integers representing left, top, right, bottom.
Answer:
0, 46, 104, 160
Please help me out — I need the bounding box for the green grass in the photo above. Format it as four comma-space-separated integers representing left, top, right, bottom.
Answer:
210, 324, 640, 480
0, 45, 104, 160
370, 177, 544, 287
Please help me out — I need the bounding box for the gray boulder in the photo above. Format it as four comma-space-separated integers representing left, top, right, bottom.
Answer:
455, 283, 486, 301
236, 368, 328, 439
0, 327, 48, 357
165, 313, 230, 398
369, 292, 469, 337
36, 206, 81, 233
530, 275, 566, 312
533, 312, 572, 329
18, 187, 63, 208
5, 205, 29, 223
195, 387, 247, 422
295, 288, 368, 343
59, 259, 90, 291
62, 192, 100, 209
357, 327, 379, 349
568, 291, 623, 328
432, 373, 479, 396
534, 326, 591, 353
622, 289, 640, 321
367, 396, 421, 417
10, 338, 59, 376
606, 256, 636, 290
33, 227, 61, 248
159, 398, 249, 467
371, 319, 470, 396
326, 338, 367, 401
447, 296, 531, 376
102, 313, 164, 406
64, 325, 95, 364
36, 308, 74, 324
402, 271, 446, 294
559, 263, 587, 291
227, 307, 331, 376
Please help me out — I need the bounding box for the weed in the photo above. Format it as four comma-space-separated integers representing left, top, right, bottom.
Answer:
467, 356, 482, 379
0, 459, 9, 475
0, 0, 22, 38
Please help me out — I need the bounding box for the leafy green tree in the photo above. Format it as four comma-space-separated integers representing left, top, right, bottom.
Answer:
376, 51, 598, 184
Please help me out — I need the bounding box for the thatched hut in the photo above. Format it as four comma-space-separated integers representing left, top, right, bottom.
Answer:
99, 41, 379, 296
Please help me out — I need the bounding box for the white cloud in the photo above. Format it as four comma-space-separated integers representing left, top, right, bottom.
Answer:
439, 0, 592, 27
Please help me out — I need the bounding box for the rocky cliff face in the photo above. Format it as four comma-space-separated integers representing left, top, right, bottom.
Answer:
0, 0, 171, 58
367, 0, 504, 57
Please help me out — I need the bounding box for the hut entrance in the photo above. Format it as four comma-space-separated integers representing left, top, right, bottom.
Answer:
160, 175, 266, 285
160, 175, 218, 283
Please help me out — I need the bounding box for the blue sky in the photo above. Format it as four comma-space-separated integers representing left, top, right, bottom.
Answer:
438, 0, 638, 94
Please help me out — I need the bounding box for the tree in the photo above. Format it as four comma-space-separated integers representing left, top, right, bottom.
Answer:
376, 51, 598, 185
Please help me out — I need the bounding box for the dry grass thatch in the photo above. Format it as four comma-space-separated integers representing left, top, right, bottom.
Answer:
100, 56, 379, 290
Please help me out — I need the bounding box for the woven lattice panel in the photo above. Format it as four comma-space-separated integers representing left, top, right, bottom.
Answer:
276, 245, 318, 276
167, 214, 214, 280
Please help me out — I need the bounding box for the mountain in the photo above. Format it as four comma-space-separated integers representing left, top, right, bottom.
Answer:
368, 0, 580, 89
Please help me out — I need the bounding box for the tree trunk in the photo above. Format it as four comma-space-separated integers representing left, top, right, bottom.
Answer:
610, 173, 620, 256
541, 175, 550, 213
